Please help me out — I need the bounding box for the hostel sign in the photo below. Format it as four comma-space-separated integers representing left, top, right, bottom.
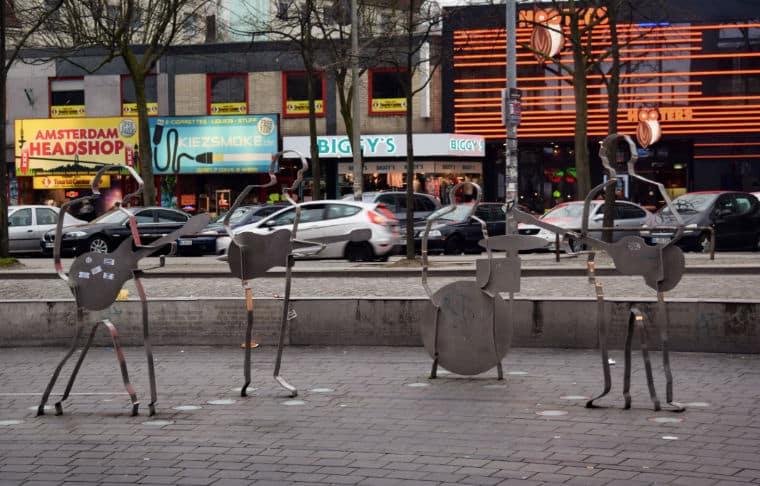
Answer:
15, 117, 138, 176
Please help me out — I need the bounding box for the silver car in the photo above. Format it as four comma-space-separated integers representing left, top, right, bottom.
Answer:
8, 205, 85, 254
518, 200, 653, 251
218, 200, 401, 261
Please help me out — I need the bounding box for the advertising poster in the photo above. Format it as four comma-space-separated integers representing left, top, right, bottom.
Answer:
150, 114, 279, 174
15, 117, 138, 176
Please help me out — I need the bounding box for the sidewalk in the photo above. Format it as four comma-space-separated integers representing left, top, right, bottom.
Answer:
1, 346, 759, 486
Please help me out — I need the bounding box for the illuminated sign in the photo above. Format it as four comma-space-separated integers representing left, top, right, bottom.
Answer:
285, 100, 325, 116
451, 20, 760, 140
149, 114, 278, 174
50, 105, 86, 118
209, 102, 247, 115
122, 103, 158, 116
15, 117, 138, 176
33, 175, 111, 189
338, 161, 481, 174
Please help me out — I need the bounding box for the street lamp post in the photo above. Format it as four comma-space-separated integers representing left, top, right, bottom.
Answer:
351, 0, 363, 200
504, 0, 520, 233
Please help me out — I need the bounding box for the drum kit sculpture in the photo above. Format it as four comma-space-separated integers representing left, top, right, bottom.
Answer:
36, 136, 687, 417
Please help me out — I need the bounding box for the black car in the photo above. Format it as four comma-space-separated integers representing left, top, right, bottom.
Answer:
177, 204, 287, 255
41, 206, 191, 256
407, 202, 507, 254
647, 191, 760, 252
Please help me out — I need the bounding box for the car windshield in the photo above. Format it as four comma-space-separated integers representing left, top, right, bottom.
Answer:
428, 204, 475, 222
542, 203, 596, 220
211, 206, 257, 225
89, 208, 129, 224
662, 193, 718, 214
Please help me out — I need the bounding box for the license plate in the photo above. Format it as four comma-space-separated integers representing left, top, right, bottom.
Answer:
652, 237, 670, 244
45, 242, 54, 248
178, 239, 193, 246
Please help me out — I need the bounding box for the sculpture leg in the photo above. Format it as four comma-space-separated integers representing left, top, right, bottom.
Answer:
133, 277, 157, 415
38, 307, 85, 416
632, 307, 661, 412
100, 319, 140, 416
657, 294, 684, 412
241, 286, 254, 397
493, 296, 509, 381
429, 307, 441, 379
273, 254, 297, 397
623, 308, 635, 409
586, 282, 611, 408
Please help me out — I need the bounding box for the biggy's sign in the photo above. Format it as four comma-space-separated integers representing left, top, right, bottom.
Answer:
15, 117, 139, 176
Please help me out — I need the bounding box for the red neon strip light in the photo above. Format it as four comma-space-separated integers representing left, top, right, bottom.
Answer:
695, 142, 760, 147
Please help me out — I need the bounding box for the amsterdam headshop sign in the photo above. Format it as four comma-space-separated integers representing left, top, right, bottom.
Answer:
15, 117, 139, 176
282, 134, 485, 159
150, 115, 278, 174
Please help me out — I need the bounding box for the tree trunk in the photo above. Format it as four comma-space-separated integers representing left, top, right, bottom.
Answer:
133, 71, 156, 205
601, 0, 620, 242
570, 13, 590, 201
0, 0, 8, 257
405, 72, 415, 260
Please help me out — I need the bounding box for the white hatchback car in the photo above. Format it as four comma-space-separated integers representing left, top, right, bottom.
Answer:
217, 200, 401, 261
8, 205, 85, 254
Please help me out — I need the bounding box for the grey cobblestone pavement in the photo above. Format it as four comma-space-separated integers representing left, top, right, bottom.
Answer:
1, 346, 759, 486
1, 253, 759, 301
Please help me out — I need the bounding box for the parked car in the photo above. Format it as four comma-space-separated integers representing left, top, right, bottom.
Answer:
404, 202, 506, 255
41, 206, 191, 256
218, 200, 401, 261
177, 204, 287, 255
518, 200, 653, 251
646, 191, 760, 252
8, 205, 85, 254
342, 191, 441, 224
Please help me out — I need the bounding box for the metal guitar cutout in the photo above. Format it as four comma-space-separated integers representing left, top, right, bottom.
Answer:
225, 150, 370, 398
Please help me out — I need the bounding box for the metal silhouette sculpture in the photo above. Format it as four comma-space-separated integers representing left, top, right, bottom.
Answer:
225, 150, 370, 398
420, 182, 546, 378
37, 165, 211, 416
512, 134, 686, 411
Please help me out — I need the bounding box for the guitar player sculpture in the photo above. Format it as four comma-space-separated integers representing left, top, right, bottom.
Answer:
513, 134, 686, 411
37, 165, 210, 416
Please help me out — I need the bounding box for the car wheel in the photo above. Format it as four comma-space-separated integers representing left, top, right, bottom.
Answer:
697, 232, 711, 253
87, 236, 110, 254
345, 242, 374, 262
443, 235, 463, 255
753, 233, 760, 252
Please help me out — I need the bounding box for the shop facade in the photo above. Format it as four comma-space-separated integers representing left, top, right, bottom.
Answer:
442, 3, 760, 212
282, 133, 485, 201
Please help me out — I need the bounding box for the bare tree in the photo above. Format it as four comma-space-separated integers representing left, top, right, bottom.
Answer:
0, 0, 65, 257
32, 0, 212, 206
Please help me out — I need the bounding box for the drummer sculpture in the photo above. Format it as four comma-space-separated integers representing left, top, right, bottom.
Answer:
512, 134, 687, 411
37, 165, 211, 416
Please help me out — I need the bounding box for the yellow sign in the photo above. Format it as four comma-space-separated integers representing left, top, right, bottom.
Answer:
122, 102, 158, 116
285, 99, 324, 116
50, 105, 86, 118
371, 98, 407, 113
210, 102, 247, 115
15, 117, 139, 176
33, 175, 111, 189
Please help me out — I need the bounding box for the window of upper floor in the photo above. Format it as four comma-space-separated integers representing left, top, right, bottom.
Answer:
283, 71, 325, 118
207, 73, 248, 115
121, 75, 158, 117
49, 77, 85, 118
368, 68, 407, 115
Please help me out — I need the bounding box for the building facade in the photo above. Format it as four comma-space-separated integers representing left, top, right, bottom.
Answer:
443, 2, 760, 212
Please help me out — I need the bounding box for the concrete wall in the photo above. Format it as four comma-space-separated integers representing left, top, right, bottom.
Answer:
1, 297, 758, 353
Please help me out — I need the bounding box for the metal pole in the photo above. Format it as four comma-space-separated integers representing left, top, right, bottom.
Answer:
351, 0, 363, 200
505, 0, 518, 233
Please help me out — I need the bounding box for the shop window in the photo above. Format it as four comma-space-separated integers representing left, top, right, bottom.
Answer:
207, 73, 248, 115
368, 69, 407, 115
283, 71, 325, 117
121, 75, 158, 116
50, 77, 85, 118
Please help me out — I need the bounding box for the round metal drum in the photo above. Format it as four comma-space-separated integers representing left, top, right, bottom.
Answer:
420, 281, 512, 376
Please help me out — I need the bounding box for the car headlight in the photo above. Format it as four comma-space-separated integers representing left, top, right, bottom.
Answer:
424, 229, 442, 238
63, 231, 88, 239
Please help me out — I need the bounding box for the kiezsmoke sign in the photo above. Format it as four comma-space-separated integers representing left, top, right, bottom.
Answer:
283, 134, 486, 158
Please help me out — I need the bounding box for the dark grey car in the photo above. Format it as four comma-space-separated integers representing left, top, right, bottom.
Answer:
647, 191, 760, 252
344, 191, 441, 224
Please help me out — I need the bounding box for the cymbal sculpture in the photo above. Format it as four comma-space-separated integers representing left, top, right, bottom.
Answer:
513, 134, 686, 411
225, 150, 370, 398
420, 182, 546, 379
38, 165, 211, 416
